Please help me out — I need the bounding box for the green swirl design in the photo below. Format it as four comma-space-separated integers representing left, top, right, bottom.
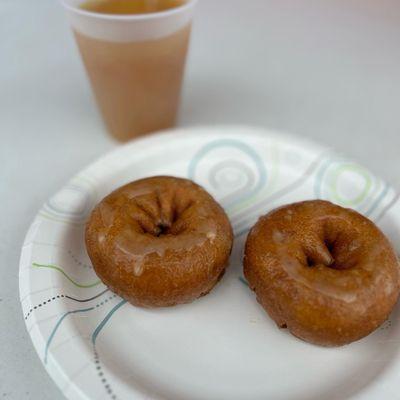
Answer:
330, 164, 372, 206
32, 263, 101, 288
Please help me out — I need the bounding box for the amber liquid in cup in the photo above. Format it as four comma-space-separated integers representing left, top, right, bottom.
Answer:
80, 0, 185, 14
75, 0, 191, 141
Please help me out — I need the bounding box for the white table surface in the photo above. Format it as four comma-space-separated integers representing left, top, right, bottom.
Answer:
1, 0, 400, 398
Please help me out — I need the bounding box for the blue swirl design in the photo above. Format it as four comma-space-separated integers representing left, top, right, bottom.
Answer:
188, 138, 267, 209
376, 192, 400, 222
45, 307, 94, 364
232, 153, 325, 237
91, 299, 127, 400
365, 183, 390, 217
40, 177, 96, 224
92, 300, 127, 345
314, 157, 335, 199
44, 293, 118, 364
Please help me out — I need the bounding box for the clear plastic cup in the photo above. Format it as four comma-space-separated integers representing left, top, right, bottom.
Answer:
61, 0, 197, 141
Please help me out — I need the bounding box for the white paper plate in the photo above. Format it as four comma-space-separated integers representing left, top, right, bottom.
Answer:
19, 126, 400, 400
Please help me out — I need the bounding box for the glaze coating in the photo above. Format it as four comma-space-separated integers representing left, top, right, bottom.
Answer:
244, 200, 400, 346
86, 176, 233, 307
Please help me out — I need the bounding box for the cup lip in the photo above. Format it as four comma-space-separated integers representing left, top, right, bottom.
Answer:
60, 0, 198, 21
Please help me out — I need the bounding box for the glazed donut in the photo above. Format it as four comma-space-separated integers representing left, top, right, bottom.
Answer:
244, 200, 400, 346
86, 176, 233, 307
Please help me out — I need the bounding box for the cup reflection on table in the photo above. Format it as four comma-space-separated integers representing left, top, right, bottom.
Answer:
61, 0, 197, 141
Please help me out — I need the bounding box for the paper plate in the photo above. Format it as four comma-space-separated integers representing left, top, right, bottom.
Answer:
19, 126, 400, 400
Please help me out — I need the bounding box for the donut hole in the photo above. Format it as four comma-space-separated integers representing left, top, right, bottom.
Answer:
320, 219, 362, 270
138, 219, 177, 237
327, 239, 359, 270
128, 195, 195, 237
321, 239, 344, 270
304, 236, 358, 271
325, 240, 335, 254
155, 222, 172, 237
302, 234, 335, 269
305, 255, 319, 268
304, 247, 334, 269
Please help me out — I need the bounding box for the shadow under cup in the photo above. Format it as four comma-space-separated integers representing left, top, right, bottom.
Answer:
61, 0, 197, 141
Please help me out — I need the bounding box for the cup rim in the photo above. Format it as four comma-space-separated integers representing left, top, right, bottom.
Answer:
60, 0, 198, 21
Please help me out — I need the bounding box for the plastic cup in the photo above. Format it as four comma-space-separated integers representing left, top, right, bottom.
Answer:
61, 0, 197, 141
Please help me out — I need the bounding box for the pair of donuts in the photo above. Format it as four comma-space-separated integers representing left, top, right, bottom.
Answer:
86, 176, 400, 346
